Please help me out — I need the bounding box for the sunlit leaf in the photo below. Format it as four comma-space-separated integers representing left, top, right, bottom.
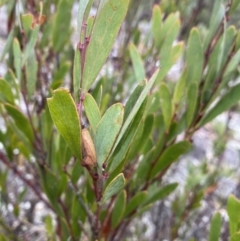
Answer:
47, 88, 82, 160
82, 0, 129, 92
102, 173, 125, 203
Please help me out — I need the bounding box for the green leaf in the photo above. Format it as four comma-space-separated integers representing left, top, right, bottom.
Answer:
52, 61, 71, 90
83, 93, 101, 133
0, 79, 15, 104
203, 26, 237, 107
52, 0, 73, 52
230, 233, 240, 241
150, 141, 191, 179
186, 28, 204, 84
86, 16, 94, 37
223, 49, 240, 79
173, 69, 187, 106
98, 0, 108, 11
95, 103, 124, 168
100, 93, 111, 114
129, 43, 145, 81
156, 13, 180, 82
199, 83, 240, 127
228, 194, 240, 236
71, 158, 83, 184
124, 80, 145, 121
41, 169, 63, 205
187, 82, 198, 127
156, 41, 183, 83
0, 29, 14, 61
0, 0, 7, 7
7, 121, 32, 157
47, 88, 82, 160
22, 25, 39, 66
151, 5, 162, 49
124, 191, 148, 218
73, 49, 81, 101
142, 114, 154, 140
112, 69, 159, 154
161, 12, 179, 51
159, 83, 172, 132
230, 0, 240, 13
71, 196, 86, 237
109, 97, 147, 172
82, 0, 129, 92
26, 52, 38, 98
208, 212, 222, 241
136, 148, 155, 183
13, 38, 22, 81
204, 3, 225, 51
111, 190, 126, 228
44, 215, 55, 238
4, 104, 34, 143
102, 173, 125, 203
143, 183, 178, 206
21, 14, 33, 36
77, 0, 89, 39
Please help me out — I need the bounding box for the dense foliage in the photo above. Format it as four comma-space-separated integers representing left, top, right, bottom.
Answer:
1, 0, 240, 240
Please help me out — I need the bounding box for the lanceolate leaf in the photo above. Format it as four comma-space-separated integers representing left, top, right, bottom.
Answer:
26, 52, 38, 98
0, 79, 15, 104
108, 81, 146, 171
223, 49, 240, 79
124, 80, 145, 121
150, 141, 191, 179
129, 43, 145, 82
22, 25, 39, 66
4, 104, 34, 143
204, 3, 225, 51
52, 61, 71, 90
151, 5, 162, 49
82, 0, 129, 92
124, 191, 147, 218
156, 13, 180, 82
227, 194, 240, 236
109, 98, 147, 172
208, 212, 222, 241
47, 88, 82, 160
199, 83, 240, 127
52, 0, 73, 53
102, 173, 125, 203
13, 38, 22, 81
159, 83, 172, 132
203, 26, 236, 102
83, 93, 101, 133
186, 28, 204, 84
187, 82, 198, 127
0, 29, 14, 61
21, 14, 33, 36
95, 103, 124, 168
112, 69, 159, 154
173, 69, 187, 106
111, 190, 126, 228
143, 183, 178, 206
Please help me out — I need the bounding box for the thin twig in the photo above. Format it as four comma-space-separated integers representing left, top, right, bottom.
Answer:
0, 151, 53, 211
58, 198, 76, 241
68, 180, 94, 222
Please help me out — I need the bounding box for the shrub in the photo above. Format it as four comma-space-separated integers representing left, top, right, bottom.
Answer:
1, 0, 240, 240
